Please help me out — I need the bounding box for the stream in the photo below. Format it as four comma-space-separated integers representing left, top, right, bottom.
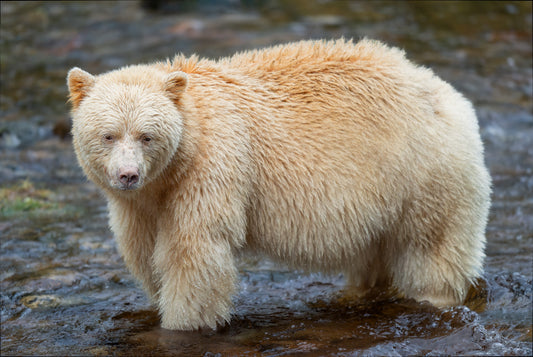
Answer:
1, 1, 531, 355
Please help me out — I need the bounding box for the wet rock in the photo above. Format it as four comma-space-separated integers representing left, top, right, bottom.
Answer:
52, 119, 71, 139
20, 294, 61, 309
304, 14, 345, 29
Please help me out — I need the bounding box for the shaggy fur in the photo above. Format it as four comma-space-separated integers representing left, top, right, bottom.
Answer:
67, 38, 491, 330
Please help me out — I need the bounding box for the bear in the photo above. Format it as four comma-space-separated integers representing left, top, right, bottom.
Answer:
67, 38, 491, 331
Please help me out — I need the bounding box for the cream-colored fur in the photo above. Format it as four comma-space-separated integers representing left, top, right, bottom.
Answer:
67, 39, 491, 330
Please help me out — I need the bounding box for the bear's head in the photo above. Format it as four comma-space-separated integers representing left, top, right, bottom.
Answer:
67, 65, 188, 195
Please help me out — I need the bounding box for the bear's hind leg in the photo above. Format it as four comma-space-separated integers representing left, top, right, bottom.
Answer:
344, 242, 392, 300
390, 222, 486, 308
390, 153, 489, 307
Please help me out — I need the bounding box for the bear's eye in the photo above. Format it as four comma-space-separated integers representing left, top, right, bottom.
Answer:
141, 135, 152, 143
103, 134, 114, 143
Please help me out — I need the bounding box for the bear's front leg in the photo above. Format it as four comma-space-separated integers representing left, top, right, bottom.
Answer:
108, 200, 159, 300
152, 230, 238, 330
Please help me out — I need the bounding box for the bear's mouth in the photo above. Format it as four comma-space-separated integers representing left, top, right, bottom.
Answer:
118, 183, 140, 191
108, 180, 141, 191
108, 176, 143, 191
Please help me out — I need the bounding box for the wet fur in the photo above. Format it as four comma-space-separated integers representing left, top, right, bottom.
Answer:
68, 39, 491, 330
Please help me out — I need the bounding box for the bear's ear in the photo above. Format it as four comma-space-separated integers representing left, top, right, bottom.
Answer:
164, 71, 188, 102
67, 67, 95, 109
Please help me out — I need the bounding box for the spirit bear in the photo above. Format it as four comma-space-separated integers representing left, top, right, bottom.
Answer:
67, 39, 491, 330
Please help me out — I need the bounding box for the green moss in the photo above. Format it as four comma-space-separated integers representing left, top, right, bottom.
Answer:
0, 180, 59, 217
5, 197, 56, 212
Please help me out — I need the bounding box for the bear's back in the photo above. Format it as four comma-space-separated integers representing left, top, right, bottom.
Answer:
223, 38, 408, 75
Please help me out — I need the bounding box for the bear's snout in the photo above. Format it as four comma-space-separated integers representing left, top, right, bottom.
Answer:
118, 166, 139, 189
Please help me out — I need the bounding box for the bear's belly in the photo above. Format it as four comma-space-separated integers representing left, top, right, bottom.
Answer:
245, 184, 392, 271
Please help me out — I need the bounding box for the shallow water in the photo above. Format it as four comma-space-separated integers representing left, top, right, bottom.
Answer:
1, 1, 532, 355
